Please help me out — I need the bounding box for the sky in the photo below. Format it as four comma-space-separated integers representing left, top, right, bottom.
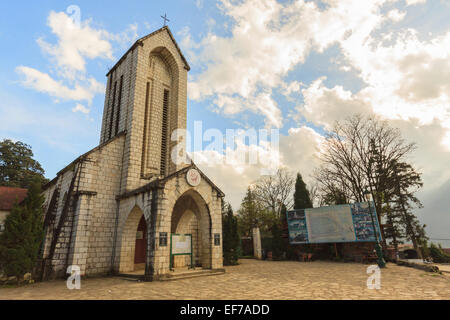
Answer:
0, 0, 449, 246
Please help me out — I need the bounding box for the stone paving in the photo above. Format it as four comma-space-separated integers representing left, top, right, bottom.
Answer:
1, 259, 449, 300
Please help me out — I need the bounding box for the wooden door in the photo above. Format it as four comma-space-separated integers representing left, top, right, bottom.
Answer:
134, 216, 147, 264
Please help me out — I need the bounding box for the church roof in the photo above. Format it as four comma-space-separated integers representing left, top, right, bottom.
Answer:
118, 163, 225, 200
106, 26, 190, 76
0, 186, 28, 211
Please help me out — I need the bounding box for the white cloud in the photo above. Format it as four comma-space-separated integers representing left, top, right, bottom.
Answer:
37, 11, 114, 79
107, 23, 139, 50
185, 0, 396, 127
16, 66, 104, 105
387, 9, 406, 22
214, 91, 282, 127
405, 0, 427, 6
194, 126, 323, 209
301, 77, 373, 129
337, 27, 450, 141
72, 103, 90, 114
17, 10, 137, 108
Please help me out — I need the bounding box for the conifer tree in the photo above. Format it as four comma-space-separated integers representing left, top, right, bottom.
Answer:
237, 187, 260, 236
0, 181, 45, 280
293, 173, 313, 209
392, 161, 425, 256
222, 203, 240, 265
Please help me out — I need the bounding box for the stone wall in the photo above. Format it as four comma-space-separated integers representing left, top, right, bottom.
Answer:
78, 135, 125, 276
41, 134, 125, 277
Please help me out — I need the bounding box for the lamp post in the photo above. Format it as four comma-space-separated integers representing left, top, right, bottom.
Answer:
364, 189, 386, 268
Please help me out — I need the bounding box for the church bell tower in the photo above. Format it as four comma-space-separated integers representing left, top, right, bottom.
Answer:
99, 26, 191, 192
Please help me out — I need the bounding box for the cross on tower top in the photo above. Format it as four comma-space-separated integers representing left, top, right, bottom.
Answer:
161, 13, 170, 27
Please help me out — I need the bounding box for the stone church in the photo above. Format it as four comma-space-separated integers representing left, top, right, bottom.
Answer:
38, 26, 225, 281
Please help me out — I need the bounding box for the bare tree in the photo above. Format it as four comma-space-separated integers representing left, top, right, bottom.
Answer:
308, 182, 319, 208
252, 168, 295, 218
314, 115, 416, 210
313, 114, 423, 245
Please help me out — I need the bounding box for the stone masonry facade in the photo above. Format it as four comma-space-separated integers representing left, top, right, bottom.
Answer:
38, 27, 224, 281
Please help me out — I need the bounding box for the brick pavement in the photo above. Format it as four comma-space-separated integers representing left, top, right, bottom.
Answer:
1, 259, 449, 300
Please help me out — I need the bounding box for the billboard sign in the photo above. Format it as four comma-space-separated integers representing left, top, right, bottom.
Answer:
287, 202, 382, 244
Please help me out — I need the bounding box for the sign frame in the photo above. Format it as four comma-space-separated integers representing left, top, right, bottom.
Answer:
170, 233, 194, 270
286, 201, 383, 245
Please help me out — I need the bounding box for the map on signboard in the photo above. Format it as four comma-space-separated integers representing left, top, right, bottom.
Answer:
286, 202, 381, 244
305, 206, 356, 243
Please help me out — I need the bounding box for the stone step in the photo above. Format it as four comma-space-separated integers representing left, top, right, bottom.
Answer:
161, 269, 226, 281
116, 268, 226, 282
116, 273, 145, 281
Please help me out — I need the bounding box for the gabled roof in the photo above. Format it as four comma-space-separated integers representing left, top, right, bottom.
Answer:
106, 26, 190, 76
118, 162, 225, 200
0, 186, 28, 210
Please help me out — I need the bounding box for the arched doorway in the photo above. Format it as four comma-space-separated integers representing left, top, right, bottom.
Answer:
170, 190, 212, 270
119, 206, 147, 273
134, 215, 147, 270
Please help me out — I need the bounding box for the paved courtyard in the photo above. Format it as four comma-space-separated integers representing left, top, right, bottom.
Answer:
1, 259, 449, 300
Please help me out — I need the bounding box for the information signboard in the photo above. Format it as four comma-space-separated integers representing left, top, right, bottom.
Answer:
170, 234, 193, 270
287, 202, 382, 244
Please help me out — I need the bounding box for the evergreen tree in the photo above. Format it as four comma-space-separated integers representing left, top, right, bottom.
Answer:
382, 198, 404, 257
293, 173, 313, 209
390, 160, 427, 259
0, 181, 45, 280
222, 203, 240, 265
237, 187, 260, 236
0, 139, 48, 188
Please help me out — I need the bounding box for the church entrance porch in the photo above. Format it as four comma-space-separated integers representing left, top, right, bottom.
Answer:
115, 166, 224, 281
169, 190, 212, 272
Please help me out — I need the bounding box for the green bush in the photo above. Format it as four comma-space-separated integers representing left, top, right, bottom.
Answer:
429, 243, 450, 263
270, 223, 284, 260
0, 182, 44, 280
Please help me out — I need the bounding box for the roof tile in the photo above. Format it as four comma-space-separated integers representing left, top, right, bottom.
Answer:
0, 186, 28, 210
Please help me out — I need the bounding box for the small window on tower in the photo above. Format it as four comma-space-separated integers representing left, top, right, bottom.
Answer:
160, 89, 170, 176
214, 234, 221, 246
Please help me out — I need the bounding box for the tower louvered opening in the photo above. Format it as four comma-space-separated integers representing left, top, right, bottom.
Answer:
160, 89, 170, 176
